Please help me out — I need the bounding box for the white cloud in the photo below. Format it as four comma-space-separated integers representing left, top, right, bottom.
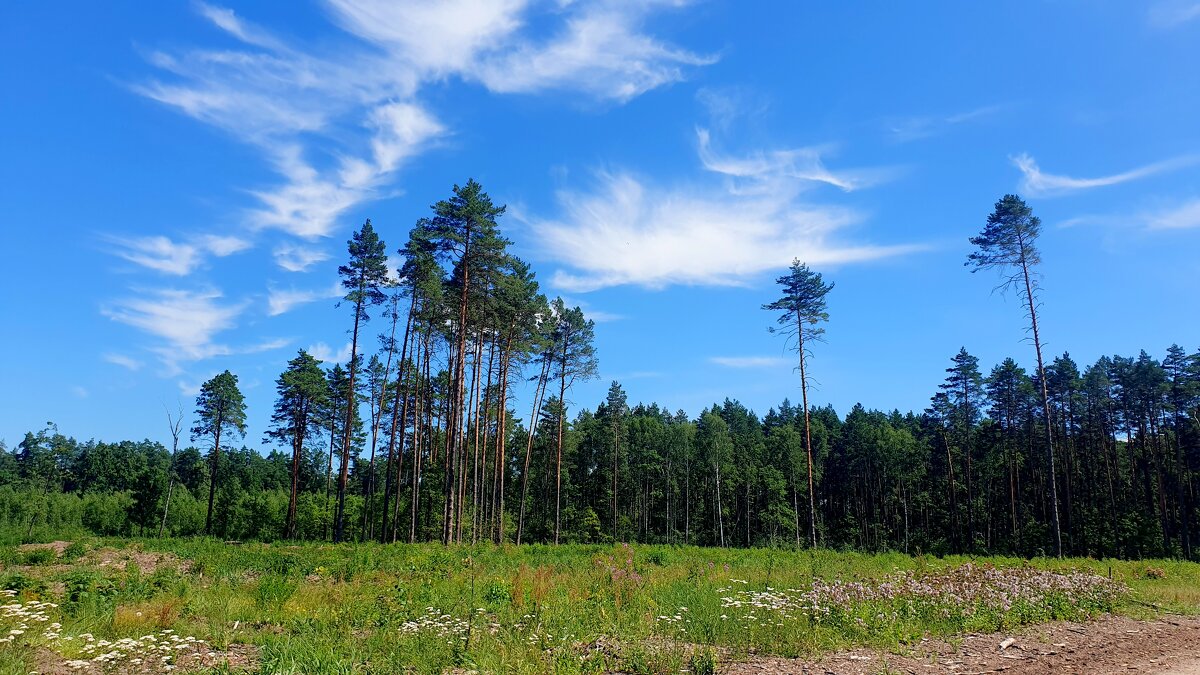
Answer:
530, 131, 918, 292
108, 235, 200, 275
267, 281, 344, 316
709, 356, 789, 368
195, 2, 285, 50
1148, 1, 1200, 28
247, 105, 444, 239
1144, 198, 1200, 230
102, 288, 247, 370
108, 233, 250, 275
887, 104, 1003, 142
70, 386, 90, 399
135, 1, 709, 240
584, 309, 625, 323
560, 297, 624, 323
273, 242, 330, 272
308, 341, 354, 364
1012, 153, 1198, 197
325, 0, 528, 76
244, 337, 292, 354
103, 353, 144, 371
197, 234, 252, 256
471, 3, 716, 101
697, 128, 878, 192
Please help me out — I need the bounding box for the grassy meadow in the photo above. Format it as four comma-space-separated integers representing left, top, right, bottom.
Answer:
0, 537, 1197, 674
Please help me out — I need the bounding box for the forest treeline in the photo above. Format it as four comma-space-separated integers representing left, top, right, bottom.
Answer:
5, 183, 1197, 560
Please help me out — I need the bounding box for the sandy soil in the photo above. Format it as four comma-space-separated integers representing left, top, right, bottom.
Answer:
722, 615, 1200, 675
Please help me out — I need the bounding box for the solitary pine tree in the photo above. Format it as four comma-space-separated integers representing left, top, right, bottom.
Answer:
334, 220, 390, 543
764, 259, 833, 549
266, 350, 329, 539
967, 194, 1062, 556
190, 370, 246, 535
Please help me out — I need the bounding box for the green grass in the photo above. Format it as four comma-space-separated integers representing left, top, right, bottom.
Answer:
0, 538, 1196, 673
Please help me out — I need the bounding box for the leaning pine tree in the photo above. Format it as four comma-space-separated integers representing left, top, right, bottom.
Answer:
763, 259, 833, 549
967, 194, 1062, 557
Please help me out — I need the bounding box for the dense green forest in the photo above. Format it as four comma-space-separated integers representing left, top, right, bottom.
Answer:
5, 183, 1197, 560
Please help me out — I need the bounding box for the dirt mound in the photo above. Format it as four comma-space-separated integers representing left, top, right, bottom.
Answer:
17, 541, 72, 555
723, 615, 1200, 674
87, 547, 181, 574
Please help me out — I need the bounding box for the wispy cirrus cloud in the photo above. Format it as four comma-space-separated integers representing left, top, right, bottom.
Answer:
102, 288, 245, 362
697, 128, 879, 192
709, 356, 789, 368
531, 129, 918, 292
887, 104, 1004, 142
560, 297, 625, 323
267, 281, 343, 316
1148, 1, 1200, 28
135, 1, 711, 241
273, 242, 330, 272
101, 288, 287, 372
1012, 153, 1198, 197
113, 0, 712, 373
307, 341, 353, 365
103, 353, 144, 371
1144, 198, 1200, 230
107, 233, 250, 275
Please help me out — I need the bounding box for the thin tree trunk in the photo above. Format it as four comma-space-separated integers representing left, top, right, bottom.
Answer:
286, 399, 306, 539
205, 422, 223, 536
383, 301, 415, 541
715, 450, 725, 547
797, 317, 818, 549
159, 407, 182, 538
1019, 249, 1062, 557
494, 331, 514, 543
554, 330, 569, 545
335, 294, 365, 544
517, 354, 550, 544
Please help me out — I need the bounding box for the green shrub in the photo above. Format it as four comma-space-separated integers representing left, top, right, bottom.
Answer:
62, 540, 88, 561
19, 548, 56, 565
0, 571, 42, 594
62, 569, 117, 608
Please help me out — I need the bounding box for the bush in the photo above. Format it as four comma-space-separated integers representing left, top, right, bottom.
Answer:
62, 540, 88, 561
19, 548, 56, 565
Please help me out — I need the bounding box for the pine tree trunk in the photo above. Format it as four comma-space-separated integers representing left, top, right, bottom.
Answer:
797, 317, 818, 549
517, 354, 549, 545
383, 302, 414, 541
554, 329, 569, 545
1019, 252, 1062, 557
287, 400, 305, 539
335, 293, 365, 544
205, 421, 222, 536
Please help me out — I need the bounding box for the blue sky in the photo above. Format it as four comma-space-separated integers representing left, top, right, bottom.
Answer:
2, 1, 1199, 449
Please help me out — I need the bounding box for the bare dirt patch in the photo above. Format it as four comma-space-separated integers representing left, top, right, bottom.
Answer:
86, 547, 182, 575
17, 541, 72, 556
722, 615, 1200, 674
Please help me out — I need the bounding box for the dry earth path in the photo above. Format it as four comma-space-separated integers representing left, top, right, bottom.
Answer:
722, 615, 1200, 675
